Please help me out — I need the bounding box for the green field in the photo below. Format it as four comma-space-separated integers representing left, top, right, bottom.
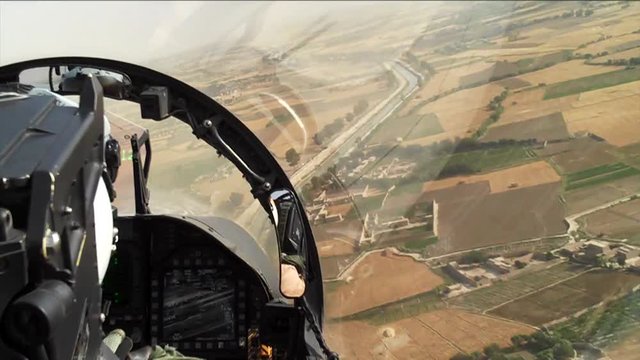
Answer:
444, 145, 535, 173
399, 235, 438, 253
544, 67, 640, 99
367, 113, 443, 144
565, 162, 640, 191
450, 262, 586, 311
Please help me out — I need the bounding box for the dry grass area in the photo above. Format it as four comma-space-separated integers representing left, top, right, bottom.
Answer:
563, 81, 640, 146
326, 250, 443, 318
605, 334, 640, 360
325, 310, 535, 360
422, 161, 560, 194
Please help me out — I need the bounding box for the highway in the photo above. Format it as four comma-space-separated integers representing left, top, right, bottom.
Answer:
289, 60, 422, 186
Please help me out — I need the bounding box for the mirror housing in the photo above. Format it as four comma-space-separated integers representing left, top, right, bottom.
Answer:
59, 66, 129, 99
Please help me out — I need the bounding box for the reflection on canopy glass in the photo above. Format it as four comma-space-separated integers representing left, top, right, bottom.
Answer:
4, 1, 640, 358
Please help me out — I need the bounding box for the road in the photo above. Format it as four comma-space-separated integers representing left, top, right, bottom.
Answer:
289, 60, 422, 186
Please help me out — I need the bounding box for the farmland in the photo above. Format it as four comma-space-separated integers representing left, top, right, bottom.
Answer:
564, 162, 640, 190
580, 198, 640, 244
450, 262, 586, 312
481, 112, 570, 142
326, 250, 444, 319
367, 113, 443, 145
535, 136, 619, 174
564, 174, 640, 215
326, 310, 535, 360
489, 270, 640, 326
544, 67, 640, 99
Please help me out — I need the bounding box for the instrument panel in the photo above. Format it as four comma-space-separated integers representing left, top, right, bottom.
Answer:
102, 215, 270, 359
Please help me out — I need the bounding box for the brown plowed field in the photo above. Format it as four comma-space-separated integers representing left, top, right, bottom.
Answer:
489, 270, 640, 326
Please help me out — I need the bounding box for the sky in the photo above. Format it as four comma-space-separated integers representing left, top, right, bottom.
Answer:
0, 1, 412, 66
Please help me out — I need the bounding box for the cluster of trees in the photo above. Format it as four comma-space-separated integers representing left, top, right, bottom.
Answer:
505, 6, 594, 34
459, 250, 489, 265
473, 89, 508, 139
451, 332, 575, 360
313, 118, 345, 145
313, 100, 368, 145
605, 57, 640, 66
285, 148, 301, 166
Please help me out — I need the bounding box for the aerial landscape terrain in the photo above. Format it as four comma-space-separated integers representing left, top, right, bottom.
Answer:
105, 1, 640, 359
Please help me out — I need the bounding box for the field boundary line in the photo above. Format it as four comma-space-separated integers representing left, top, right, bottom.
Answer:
483, 267, 597, 313
414, 317, 466, 354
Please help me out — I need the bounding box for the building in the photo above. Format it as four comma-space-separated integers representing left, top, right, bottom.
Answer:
486, 256, 512, 274
584, 240, 614, 258
559, 241, 582, 257
616, 245, 640, 263
444, 262, 494, 287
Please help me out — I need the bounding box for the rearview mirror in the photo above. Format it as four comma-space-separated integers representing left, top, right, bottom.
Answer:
19, 66, 131, 100
270, 189, 308, 298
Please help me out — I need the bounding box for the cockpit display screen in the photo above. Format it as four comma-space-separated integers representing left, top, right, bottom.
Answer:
162, 269, 236, 341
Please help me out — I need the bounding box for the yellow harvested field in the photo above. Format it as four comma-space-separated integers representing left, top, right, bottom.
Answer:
581, 33, 640, 54
422, 161, 560, 194
326, 310, 535, 360
326, 251, 443, 318
518, 60, 625, 85
564, 82, 640, 146
412, 62, 496, 101
500, 88, 576, 125
417, 83, 505, 134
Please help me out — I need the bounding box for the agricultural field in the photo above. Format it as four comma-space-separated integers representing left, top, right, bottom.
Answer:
544, 67, 640, 99
489, 270, 640, 326
433, 182, 565, 255
367, 113, 443, 145
326, 250, 443, 318
450, 262, 586, 312
580, 198, 640, 244
563, 80, 640, 147
564, 174, 640, 215
422, 161, 560, 194
516, 60, 624, 86
481, 112, 570, 142
326, 310, 536, 360
564, 162, 640, 191
535, 136, 619, 174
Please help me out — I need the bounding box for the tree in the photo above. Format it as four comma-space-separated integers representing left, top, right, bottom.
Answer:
228, 192, 244, 207
353, 99, 369, 116
483, 343, 501, 357
511, 334, 527, 347
552, 340, 574, 359
514, 260, 527, 269
285, 148, 301, 166
345, 112, 355, 122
